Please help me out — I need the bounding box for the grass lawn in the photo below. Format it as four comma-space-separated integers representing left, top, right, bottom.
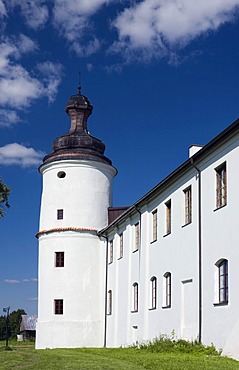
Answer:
0, 341, 239, 370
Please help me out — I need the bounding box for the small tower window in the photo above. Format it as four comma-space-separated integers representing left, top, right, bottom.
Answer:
57, 171, 66, 178
54, 299, 63, 315
57, 209, 63, 220
55, 252, 64, 267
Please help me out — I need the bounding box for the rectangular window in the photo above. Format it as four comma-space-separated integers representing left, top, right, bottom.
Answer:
216, 162, 227, 208
55, 252, 64, 267
108, 290, 112, 315
165, 200, 171, 234
152, 210, 158, 242
57, 209, 63, 220
109, 240, 113, 264
135, 222, 140, 251
133, 283, 138, 312
119, 233, 123, 259
54, 299, 63, 315
184, 186, 192, 224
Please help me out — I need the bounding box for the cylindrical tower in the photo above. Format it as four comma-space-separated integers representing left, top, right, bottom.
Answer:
36, 87, 117, 349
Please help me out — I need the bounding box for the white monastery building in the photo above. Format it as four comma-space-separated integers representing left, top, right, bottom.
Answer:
36, 87, 239, 360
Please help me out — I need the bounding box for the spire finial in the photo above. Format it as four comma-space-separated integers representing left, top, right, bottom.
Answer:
78, 72, 81, 95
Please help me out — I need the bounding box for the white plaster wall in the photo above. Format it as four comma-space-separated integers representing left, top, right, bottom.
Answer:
37, 158, 115, 349
105, 132, 239, 359
199, 134, 239, 355
39, 160, 116, 231
36, 231, 105, 348
106, 169, 199, 347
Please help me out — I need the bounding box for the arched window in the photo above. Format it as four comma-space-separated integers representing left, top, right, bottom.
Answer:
150, 276, 157, 309
215, 259, 228, 304
132, 283, 139, 312
163, 272, 171, 308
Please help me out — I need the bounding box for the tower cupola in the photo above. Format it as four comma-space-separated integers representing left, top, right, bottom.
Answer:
42, 86, 112, 166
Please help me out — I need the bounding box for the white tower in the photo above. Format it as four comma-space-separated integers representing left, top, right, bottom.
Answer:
36, 87, 117, 349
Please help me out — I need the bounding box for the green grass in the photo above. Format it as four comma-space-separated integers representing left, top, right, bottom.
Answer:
0, 340, 239, 370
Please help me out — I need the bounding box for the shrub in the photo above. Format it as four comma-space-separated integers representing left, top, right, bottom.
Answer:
132, 335, 221, 356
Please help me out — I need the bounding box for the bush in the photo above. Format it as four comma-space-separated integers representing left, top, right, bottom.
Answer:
132, 335, 221, 356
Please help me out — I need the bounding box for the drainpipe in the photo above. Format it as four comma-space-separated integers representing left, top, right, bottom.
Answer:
191, 159, 202, 344
99, 233, 108, 348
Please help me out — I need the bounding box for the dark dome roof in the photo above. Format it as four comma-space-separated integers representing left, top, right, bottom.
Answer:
65, 92, 93, 115
42, 88, 112, 166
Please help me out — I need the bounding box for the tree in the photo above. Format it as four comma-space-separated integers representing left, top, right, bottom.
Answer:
0, 309, 26, 340
9, 309, 26, 339
0, 178, 10, 218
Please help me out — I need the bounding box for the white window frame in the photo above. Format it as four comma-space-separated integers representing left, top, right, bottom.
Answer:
165, 200, 171, 235
215, 162, 227, 209
119, 233, 123, 259
163, 272, 171, 308
149, 276, 157, 309
134, 222, 140, 251
107, 290, 112, 315
183, 186, 192, 225
109, 240, 113, 264
152, 210, 158, 242
132, 282, 139, 312
214, 259, 228, 305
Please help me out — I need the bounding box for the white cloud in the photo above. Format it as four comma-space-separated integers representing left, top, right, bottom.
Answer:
0, 35, 63, 118
7, 0, 49, 29
111, 0, 239, 61
86, 63, 93, 72
72, 38, 101, 57
4, 279, 20, 284
18, 34, 38, 53
37, 61, 63, 103
22, 278, 38, 282
4, 277, 38, 284
0, 109, 22, 127
52, 0, 113, 56
0, 143, 45, 167
0, 0, 6, 17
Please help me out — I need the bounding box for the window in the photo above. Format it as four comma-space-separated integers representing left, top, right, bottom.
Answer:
55, 252, 64, 267
57, 171, 66, 178
119, 233, 123, 259
184, 186, 192, 224
215, 162, 227, 208
218, 259, 228, 304
165, 200, 171, 234
54, 299, 63, 314
152, 210, 158, 242
109, 240, 113, 264
57, 209, 63, 220
163, 272, 171, 308
150, 276, 157, 309
132, 283, 139, 312
108, 290, 112, 315
135, 223, 140, 251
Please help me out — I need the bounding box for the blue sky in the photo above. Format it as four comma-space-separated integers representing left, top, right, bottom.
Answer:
1, 0, 239, 316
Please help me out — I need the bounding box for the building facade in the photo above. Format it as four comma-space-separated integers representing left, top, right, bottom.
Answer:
36, 87, 239, 360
